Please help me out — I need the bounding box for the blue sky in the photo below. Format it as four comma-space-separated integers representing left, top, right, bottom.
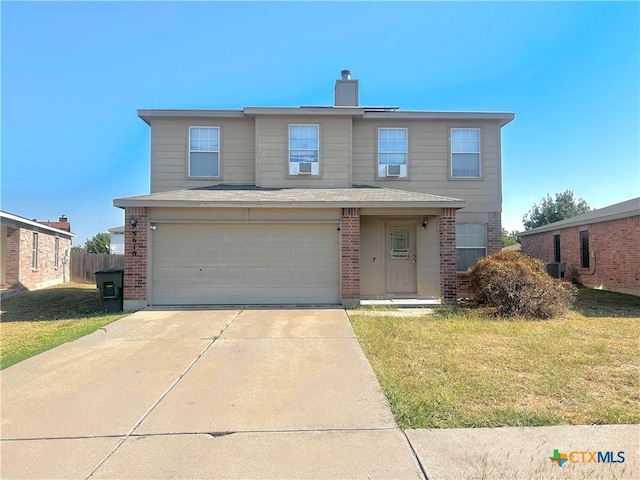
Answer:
2, 1, 638, 245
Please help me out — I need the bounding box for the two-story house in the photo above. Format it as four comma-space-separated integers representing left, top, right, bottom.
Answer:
114, 71, 514, 311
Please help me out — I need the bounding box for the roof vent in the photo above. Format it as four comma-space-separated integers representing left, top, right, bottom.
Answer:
334, 70, 359, 107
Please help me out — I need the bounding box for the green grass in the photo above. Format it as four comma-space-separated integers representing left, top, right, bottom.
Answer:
1, 283, 127, 369
350, 287, 640, 429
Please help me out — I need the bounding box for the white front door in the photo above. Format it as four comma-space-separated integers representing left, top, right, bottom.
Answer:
385, 224, 417, 294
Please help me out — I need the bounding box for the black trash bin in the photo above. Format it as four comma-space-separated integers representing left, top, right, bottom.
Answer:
95, 268, 124, 313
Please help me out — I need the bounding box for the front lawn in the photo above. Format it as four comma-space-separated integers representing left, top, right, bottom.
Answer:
349, 287, 640, 429
0, 283, 127, 369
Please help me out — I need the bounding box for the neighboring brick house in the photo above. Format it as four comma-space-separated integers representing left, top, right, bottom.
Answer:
519, 197, 640, 296
1, 211, 75, 291
114, 71, 514, 311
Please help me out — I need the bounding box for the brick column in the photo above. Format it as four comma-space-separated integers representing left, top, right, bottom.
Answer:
487, 211, 502, 256
439, 208, 457, 305
124, 207, 148, 311
341, 208, 360, 306
5, 227, 20, 288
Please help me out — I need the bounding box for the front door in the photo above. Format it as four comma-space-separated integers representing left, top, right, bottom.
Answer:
385, 224, 417, 294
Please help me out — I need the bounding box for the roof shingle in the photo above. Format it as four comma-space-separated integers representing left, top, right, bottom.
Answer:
114, 185, 466, 209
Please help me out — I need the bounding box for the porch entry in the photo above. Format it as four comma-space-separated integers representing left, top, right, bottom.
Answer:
385, 223, 417, 294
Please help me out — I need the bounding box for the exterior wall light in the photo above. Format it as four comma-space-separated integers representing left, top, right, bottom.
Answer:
129, 216, 137, 228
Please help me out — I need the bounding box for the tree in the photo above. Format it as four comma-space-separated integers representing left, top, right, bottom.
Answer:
522, 190, 591, 230
501, 228, 519, 247
83, 232, 111, 254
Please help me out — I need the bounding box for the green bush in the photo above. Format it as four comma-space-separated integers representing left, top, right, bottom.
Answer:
467, 250, 577, 319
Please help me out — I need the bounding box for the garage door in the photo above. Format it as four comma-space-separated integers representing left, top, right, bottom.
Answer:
151, 223, 340, 305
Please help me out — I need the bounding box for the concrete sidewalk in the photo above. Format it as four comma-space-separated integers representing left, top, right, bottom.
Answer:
1, 308, 637, 479
407, 424, 638, 480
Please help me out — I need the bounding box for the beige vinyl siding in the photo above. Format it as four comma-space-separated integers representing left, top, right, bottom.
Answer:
416, 219, 439, 297
150, 117, 255, 193
255, 116, 351, 187
352, 119, 503, 213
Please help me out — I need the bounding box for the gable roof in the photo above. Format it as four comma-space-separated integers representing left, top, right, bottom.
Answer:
113, 185, 466, 209
518, 197, 640, 236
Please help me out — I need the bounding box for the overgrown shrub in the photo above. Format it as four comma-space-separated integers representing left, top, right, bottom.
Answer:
467, 250, 577, 319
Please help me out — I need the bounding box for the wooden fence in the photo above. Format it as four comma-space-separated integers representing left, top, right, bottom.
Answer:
71, 251, 125, 284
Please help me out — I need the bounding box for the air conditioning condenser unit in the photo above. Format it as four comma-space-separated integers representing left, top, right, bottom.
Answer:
545, 262, 565, 278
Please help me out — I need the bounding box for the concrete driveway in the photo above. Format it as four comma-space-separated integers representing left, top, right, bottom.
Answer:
1, 308, 424, 479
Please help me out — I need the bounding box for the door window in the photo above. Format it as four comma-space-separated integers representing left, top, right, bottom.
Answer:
390, 227, 410, 259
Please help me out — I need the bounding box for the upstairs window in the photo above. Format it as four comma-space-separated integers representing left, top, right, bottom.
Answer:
189, 127, 220, 177
378, 128, 407, 178
289, 124, 319, 175
456, 224, 486, 272
451, 128, 480, 178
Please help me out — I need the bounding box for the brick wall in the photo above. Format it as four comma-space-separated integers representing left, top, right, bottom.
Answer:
4, 226, 71, 290
521, 215, 640, 296
439, 208, 457, 304
5, 227, 19, 287
487, 212, 502, 256
123, 207, 148, 302
341, 208, 360, 302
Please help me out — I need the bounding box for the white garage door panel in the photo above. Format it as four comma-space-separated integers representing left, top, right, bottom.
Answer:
152, 223, 339, 305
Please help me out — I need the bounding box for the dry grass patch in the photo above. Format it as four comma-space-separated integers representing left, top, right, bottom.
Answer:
350, 288, 640, 429
1, 282, 127, 369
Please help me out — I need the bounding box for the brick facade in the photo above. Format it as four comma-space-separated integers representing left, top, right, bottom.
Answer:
3, 225, 72, 290
341, 208, 360, 304
123, 207, 148, 304
520, 215, 640, 296
439, 208, 457, 304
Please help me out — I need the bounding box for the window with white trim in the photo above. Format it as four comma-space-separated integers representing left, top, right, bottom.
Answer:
289, 124, 319, 175
189, 127, 220, 177
378, 127, 407, 178
32, 232, 38, 269
456, 224, 486, 271
451, 128, 480, 178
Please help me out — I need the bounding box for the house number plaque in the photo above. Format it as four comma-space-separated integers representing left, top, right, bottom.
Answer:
131, 228, 137, 256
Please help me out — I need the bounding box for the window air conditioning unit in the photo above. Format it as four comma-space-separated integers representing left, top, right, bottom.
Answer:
298, 162, 313, 174
545, 262, 565, 278
386, 164, 401, 177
